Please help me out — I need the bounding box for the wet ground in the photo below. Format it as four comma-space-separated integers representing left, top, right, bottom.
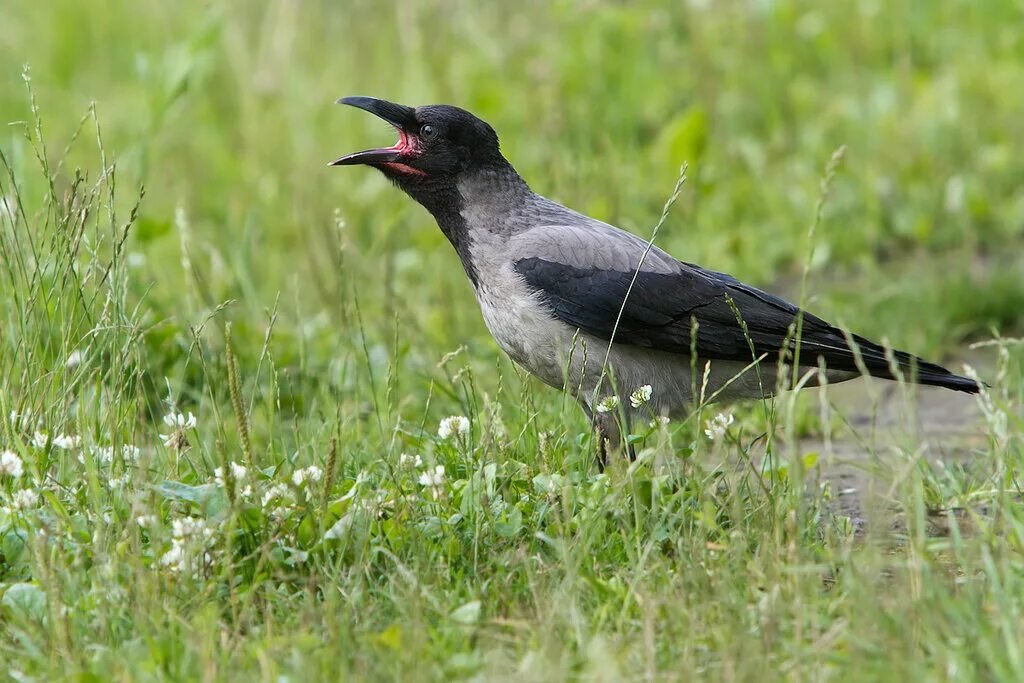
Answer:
807, 376, 989, 537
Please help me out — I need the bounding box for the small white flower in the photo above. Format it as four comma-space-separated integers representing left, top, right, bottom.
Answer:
82, 446, 114, 465
162, 411, 197, 430
438, 416, 470, 439
13, 488, 39, 510
172, 517, 212, 541
107, 474, 130, 488
399, 453, 422, 468
291, 465, 323, 487
629, 384, 653, 408
162, 517, 215, 574
32, 431, 49, 449
595, 395, 619, 413
160, 543, 185, 569
123, 445, 142, 462
649, 416, 671, 428
52, 433, 80, 450
261, 483, 291, 507
0, 450, 23, 478
136, 514, 156, 529
214, 461, 247, 487
418, 465, 446, 488
159, 433, 176, 447
66, 349, 86, 368
704, 413, 735, 441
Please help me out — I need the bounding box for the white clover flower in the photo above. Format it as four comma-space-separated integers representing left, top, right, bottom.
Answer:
438, 416, 470, 439
160, 543, 185, 570
595, 395, 619, 413
261, 483, 291, 507
0, 450, 23, 478
399, 453, 422, 468
163, 411, 197, 430
83, 445, 139, 465
172, 517, 213, 541
160, 413, 195, 451
52, 433, 80, 450
162, 517, 215, 574
65, 349, 86, 368
107, 474, 130, 488
291, 465, 323, 487
82, 446, 114, 466
704, 413, 735, 441
32, 431, 49, 449
214, 461, 247, 487
13, 488, 39, 510
418, 465, 445, 488
136, 514, 156, 529
629, 384, 653, 408
649, 415, 671, 428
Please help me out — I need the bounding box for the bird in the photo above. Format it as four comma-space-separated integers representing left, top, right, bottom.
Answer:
329, 96, 980, 464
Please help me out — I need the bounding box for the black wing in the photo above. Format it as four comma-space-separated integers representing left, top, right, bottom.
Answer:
511, 224, 977, 392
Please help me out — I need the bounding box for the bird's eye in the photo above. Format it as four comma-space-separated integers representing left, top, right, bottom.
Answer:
420, 124, 437, 139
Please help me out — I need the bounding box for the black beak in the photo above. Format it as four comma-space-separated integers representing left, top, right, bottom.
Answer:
329, 96, 419, 167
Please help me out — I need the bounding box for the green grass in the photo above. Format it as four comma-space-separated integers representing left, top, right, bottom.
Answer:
1, 1, 1023, 680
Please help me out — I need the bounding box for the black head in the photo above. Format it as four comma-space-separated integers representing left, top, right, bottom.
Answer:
329, 97, 506, 182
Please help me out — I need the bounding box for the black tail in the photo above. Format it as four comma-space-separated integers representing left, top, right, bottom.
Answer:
913, 367, 982, 393
845, 332, 981, 394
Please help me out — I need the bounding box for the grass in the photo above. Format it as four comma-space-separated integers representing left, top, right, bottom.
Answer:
1, 0, 1023, 680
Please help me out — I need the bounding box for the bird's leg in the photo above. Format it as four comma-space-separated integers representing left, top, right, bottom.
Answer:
594, 411, 634, 466
583, 403, 633, 469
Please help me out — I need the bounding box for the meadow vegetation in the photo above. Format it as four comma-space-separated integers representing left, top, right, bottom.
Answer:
1, 1, 1023, 680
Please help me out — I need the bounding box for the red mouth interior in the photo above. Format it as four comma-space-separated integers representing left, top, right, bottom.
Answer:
377, 130, 427, 176
383, 130, 416, 155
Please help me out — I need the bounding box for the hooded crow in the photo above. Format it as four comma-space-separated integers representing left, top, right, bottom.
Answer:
330, 96, 979, 461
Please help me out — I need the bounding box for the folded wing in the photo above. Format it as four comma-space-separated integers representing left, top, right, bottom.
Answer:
511, 223, 978, 393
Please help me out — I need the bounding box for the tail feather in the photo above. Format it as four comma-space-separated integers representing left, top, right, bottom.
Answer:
845, 333, 981, 394
910, 368, 981, 394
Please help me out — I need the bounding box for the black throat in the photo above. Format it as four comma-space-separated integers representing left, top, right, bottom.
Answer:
380, 161, 528, 288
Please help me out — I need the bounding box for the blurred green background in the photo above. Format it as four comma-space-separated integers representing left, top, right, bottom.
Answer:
4, 0, 1022, 376
3, 2, 1024, 680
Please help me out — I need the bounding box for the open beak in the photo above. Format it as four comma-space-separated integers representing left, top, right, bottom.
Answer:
328, 96, 419, 167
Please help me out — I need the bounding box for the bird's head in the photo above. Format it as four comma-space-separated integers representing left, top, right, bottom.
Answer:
329, 97, 505, 186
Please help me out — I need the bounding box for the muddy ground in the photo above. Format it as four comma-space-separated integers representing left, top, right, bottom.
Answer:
806, 373, 990, 537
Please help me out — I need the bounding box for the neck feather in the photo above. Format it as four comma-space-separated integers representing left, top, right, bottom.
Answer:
386, 161, 529, 286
